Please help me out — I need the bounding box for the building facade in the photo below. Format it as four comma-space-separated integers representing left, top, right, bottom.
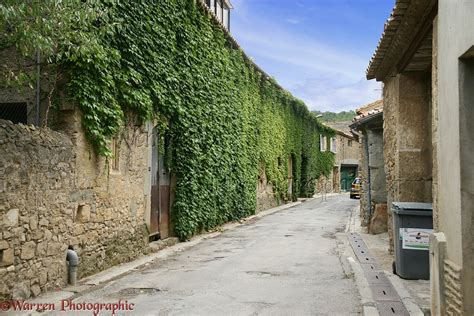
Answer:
204, 0, 233, 30
317, 122, 361, 194
0, 0, 334, 300
366, 0, 474, 313
350, 100, 388, 235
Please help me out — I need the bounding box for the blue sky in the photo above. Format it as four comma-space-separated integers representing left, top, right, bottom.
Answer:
230, 0, 395, 112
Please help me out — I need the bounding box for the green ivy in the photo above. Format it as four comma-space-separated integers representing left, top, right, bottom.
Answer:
66, 0, 335, 239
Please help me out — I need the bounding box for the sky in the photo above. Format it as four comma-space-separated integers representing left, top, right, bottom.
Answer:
230, 0, 395, 112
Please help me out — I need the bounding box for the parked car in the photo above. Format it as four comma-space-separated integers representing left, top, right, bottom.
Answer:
350, 177, 361, 199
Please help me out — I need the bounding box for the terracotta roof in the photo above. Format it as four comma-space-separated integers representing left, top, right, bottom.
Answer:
356, 99, 383, 115
324, 121, 357, 139
325, 121, 353, 135
366, 0, 437, 81
353, 100, 383, 123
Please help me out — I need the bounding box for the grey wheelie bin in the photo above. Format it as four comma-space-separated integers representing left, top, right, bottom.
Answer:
391, 202, 433, 280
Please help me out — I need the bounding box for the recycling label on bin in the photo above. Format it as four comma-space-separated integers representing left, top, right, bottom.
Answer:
400, 228, 433, 250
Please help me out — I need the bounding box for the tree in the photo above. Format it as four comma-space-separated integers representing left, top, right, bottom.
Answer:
0, 1, 122, 154
312, 110, 356, 122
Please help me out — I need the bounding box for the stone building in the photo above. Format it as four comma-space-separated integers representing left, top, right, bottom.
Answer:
0, 106, 153, 300
317, 122, 360, 194
350, 100, 387, 235
366, 0, 474, 314
0, 0, 335, 300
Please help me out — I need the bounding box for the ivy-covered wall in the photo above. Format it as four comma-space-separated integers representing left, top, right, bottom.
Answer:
66, 0, 335, 240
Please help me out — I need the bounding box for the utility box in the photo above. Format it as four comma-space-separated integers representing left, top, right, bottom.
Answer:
391, 202, 433, 280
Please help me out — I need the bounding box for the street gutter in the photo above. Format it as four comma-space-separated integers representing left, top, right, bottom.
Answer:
345, 205, 426, 316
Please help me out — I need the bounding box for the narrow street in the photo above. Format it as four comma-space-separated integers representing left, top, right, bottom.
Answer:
73, 195, 360, 315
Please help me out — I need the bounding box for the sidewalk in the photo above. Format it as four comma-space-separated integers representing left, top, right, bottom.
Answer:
347, 205, 430, 315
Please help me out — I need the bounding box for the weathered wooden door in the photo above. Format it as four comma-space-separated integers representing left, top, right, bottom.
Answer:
158, 153, 170, 239
288, 155, 294, 198
150, 128, 171, 239
150, 127, 160, 237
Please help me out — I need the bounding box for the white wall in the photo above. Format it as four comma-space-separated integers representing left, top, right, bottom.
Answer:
437, 0, 474, 313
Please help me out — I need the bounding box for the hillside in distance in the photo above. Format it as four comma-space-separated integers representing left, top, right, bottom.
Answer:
312, 110, 356, 122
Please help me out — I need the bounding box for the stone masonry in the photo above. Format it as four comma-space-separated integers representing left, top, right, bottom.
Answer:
318, 122, 361, 195
383, 71, 432, 251
0, 114, 149, 299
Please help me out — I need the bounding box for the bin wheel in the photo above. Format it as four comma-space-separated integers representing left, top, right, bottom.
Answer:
392, 261, 396, 275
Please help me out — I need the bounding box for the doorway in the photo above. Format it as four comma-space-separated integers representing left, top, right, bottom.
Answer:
150, 127, 171, 239
340, 165, 358, 192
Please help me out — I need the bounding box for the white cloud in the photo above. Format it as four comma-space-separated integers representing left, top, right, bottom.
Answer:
234, 22, 366, 81
284, 18, 303, 24
230, 1, 381, 112
293, 76, 382, 112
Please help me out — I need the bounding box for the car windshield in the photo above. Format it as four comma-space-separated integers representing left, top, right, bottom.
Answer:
353, 178, 360, 184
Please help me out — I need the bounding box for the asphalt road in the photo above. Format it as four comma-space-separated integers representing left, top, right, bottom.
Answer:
73, 195, 361, 316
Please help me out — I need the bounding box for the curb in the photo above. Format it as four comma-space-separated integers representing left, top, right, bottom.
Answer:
345, 206, 426, 316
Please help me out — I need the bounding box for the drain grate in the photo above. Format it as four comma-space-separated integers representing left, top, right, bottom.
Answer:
371, 285, 400, 301
360, 262, 381, 273
377, 301, 410, 316
347, 232, 410, 315
365, 270, 390, 285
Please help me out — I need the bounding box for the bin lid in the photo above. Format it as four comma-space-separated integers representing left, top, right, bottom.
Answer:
392, 202, 432, 216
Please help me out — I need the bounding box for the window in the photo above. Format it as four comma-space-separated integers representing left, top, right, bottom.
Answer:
207, 0, 231, 30
330, 137, 337, 153
216, 0, 222, 21
320, 135, 327, 152
223, 7, 229, 29
111, 137, 120, 171
348, 139, 353, 147
0, 102, 27, 124
209, 0, 215, 14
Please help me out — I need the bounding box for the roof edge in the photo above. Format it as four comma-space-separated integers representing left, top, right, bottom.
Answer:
366, 0, 437, 81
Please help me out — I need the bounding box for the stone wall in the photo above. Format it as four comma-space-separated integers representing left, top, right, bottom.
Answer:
397, 73, 433, 202
359, 128, 387, 231
315, 173, 334, 195
359, 134, 369, 226
256, 166, 278, 212
367, 130, 386, 205
367, 129, 387, 234
382, 70, 432, 251
59, 109, 150, 279
382, 72, 399, 251
444, 259, 463, 315
335, 134, 360, 167
0, 114, 150, 299
0, 121, 74, 299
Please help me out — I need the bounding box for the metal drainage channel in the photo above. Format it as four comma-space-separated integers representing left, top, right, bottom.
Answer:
347, 232, 410, 316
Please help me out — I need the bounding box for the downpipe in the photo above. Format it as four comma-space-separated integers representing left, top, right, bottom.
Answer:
66, 248, 79, 286
364, 131, 372, 224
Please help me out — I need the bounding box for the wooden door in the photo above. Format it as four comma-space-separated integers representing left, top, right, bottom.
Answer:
158, 154, 170, 239
150, 128, 160, 236
288, 155, 294, 198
